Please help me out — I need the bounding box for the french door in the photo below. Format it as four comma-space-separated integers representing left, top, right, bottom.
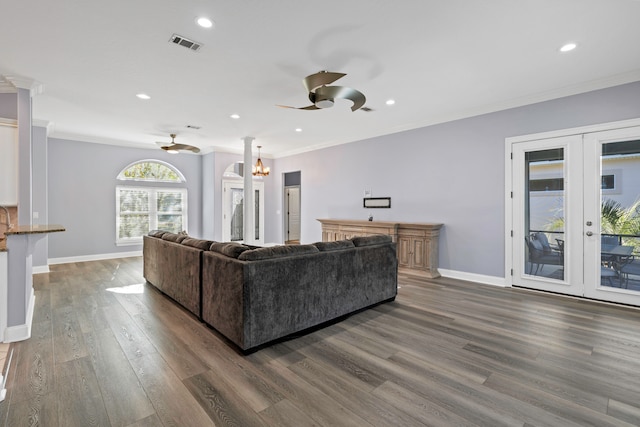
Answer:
511, 124, 640, 306
222, 180, 264, 245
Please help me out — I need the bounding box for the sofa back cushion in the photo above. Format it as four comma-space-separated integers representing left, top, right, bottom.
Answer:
314, 240, 355, 252
182, 238, 216, 250
148, 229, 167, 238
238, 244, 319, 261
209, 242, 251, 258
351, 234, 392, 247
161, 232, 188, 243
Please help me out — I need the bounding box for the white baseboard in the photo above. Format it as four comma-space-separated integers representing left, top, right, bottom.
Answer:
48, 250, 142, 265
32, 265, 50, 275
438, 268, 509, 288
3, 291, 35, 343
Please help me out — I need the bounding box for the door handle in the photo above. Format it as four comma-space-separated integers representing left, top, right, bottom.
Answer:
586, 231, 593, 236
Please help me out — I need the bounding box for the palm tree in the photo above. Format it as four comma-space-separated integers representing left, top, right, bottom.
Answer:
546, 198, 640, 250
601, 198, 640, 237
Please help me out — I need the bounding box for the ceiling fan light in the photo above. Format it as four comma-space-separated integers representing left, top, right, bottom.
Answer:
315, 98, 334, 109
167, 149, 179, 154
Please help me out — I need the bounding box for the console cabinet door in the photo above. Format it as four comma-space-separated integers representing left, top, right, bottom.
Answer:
398, 236, 412, 267
398, 236, 428, 270
0, 124, 18, 206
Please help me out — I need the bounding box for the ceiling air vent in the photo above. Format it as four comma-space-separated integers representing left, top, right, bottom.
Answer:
169, 34, 202, 52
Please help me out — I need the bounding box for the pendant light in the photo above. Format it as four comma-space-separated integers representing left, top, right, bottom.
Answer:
252, 146, 270, 176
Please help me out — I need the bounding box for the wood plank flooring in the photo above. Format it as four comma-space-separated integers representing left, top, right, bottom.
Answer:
1, 256, 640, 426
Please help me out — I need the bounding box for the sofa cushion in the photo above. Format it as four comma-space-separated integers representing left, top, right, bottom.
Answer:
161, 232, 188, 243
314, 240, 355, 252
182, 238, 216, 250
238, 244, 319, 261
148, 229, 167, 238
351, 234, 392, 247
210, 242, 251, 258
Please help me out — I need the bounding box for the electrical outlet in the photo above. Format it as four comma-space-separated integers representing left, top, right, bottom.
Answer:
33, 212, 39, 219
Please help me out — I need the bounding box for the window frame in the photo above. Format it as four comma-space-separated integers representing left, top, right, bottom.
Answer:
115, 186, 188, 246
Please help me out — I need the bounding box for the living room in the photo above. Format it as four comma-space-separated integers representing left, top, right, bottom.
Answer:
2, 1, 640, 425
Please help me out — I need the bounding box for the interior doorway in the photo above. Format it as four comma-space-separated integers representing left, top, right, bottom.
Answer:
284, 171, 301, 244
221, 162, 265, 245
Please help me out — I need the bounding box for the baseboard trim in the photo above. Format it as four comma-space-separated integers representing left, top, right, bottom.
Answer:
4, 291, 35, 343
32, 265, 50, 275
48, 250, 142, 265
438, 268, 508, 287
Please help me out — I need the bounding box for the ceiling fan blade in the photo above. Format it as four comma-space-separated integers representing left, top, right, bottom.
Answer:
161, 143, 200, 153
303, 71, 346, 93
276, 104, 320, 110
315, 85, 367, 112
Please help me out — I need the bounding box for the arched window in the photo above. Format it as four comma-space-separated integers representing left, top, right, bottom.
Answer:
117, 159, 185, 182
116, 160, 188, 245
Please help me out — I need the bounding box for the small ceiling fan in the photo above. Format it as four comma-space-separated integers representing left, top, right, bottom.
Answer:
158, 133, 200, 154
278, 70, 366, 112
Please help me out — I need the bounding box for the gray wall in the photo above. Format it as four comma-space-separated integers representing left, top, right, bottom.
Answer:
201, 152, 215, 240
32, 126, 48, 266
270, 81, 640, 278
47, 138, 203, 259
0, 93, 17, 119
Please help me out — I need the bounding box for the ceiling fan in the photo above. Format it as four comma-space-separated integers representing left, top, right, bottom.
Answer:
278, 70, 366, 112
158, 133, 200, 154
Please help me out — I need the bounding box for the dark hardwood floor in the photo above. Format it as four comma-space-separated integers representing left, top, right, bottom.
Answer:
2, 257, 640, 426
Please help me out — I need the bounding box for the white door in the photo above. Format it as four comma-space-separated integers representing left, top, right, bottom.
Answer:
512, 135, 584, 296
285, 186, 300, 242
511, 125, 640, 305
583, 126, 640, 304
222, 180, 264, 245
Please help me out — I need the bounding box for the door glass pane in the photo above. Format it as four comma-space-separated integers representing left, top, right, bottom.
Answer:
525, 149, 565, 280
600, 140, 640, 290
255, 189, 260, 240
230, 188, 244, 241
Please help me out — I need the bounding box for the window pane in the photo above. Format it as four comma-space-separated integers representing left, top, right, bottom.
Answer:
119, 189, 149, 212
231, 189, 243, 241
157, 214, 183, 232
157, 191, 183, 212
118, 161, 184, 182
119, 214, 149, 238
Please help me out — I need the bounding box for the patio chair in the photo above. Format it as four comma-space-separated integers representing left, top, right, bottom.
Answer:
601, 266, 618, 286
618, 256, 640, 288
525, 234, 563, 275
601, 235, 619, 266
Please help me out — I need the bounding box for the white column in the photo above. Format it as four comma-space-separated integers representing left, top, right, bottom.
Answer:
242, 137, 255, 245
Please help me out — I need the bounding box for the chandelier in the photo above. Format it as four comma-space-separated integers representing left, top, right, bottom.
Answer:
252, 145, 270, 176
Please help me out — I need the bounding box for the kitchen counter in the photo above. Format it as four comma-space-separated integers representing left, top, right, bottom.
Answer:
1, 225, 65, 252
5, 224, 66, 235
2, 224, 65, 342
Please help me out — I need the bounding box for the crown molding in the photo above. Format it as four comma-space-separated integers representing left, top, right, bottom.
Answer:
32, 119, 54, 135
0, 74, 44, 96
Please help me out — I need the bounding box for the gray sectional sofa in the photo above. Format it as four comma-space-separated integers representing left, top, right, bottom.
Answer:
143, 231, 398, 352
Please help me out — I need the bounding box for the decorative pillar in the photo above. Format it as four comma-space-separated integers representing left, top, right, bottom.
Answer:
242, 137, 255, 245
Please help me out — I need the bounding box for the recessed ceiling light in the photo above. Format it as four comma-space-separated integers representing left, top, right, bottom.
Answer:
386, 99, 395, 105
560, 43, 577, 52
196, 17, 214, 28
230, 114, 240, 119
295, 128, 302, 132
136, 93, 151, 100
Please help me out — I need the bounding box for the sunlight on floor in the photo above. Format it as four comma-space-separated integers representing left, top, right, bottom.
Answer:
105, 283, 145, 294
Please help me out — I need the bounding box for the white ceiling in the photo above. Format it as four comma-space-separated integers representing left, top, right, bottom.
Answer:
1, 0, 640, 157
